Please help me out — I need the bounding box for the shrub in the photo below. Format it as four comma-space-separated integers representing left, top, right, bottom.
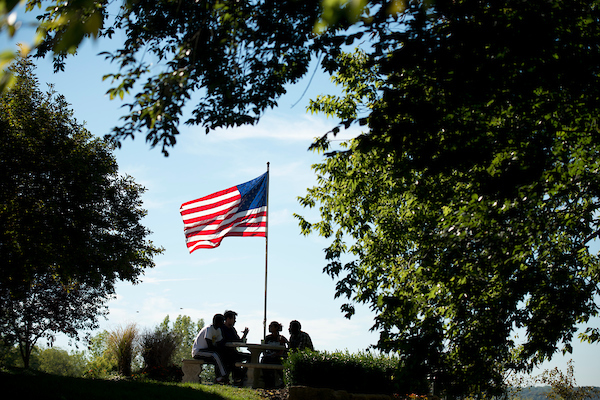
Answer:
284, 350, 399, 394
138, 329, 181, 381
84, 354, 117, 379
106, 324, 138, 376
140, 330, 178, 369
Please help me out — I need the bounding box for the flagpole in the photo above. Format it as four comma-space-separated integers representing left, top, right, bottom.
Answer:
263, 162, 270, 340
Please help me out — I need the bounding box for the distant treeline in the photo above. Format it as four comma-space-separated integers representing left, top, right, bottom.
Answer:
514, 386, 600, 400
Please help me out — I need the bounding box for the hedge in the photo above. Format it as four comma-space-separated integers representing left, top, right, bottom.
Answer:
284, 350, 399, 394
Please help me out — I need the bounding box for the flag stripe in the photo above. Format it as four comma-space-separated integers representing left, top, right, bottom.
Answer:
180, 172, 268, 252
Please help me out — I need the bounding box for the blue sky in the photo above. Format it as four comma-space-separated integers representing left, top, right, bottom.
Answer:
2, 6, 599, 386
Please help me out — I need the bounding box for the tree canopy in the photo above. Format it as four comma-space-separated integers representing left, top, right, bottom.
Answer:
0, 55, 163, 367
297, 1, 600, 396
1, 0, 390, 154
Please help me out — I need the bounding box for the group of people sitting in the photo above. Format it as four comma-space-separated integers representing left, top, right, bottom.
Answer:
191, 310, 314, 386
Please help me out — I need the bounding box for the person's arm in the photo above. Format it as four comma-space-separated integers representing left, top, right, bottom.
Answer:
206, 339, 215, 350
305, 334, 314, 351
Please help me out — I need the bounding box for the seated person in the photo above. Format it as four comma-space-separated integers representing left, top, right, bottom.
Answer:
262, 321, 289, 388
288, 320, 314, 352
221, 310, 251, 385
192, 313, 228, 384
262, 321, 288, 364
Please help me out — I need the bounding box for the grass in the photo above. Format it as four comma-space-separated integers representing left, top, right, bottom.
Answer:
0, 368, 264, 400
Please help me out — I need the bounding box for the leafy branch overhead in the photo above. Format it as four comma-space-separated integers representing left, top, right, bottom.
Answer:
1, 0, 407, 154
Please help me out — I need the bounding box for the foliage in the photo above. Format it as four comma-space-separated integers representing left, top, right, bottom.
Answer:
0, 337, 21, 367
505, 360, 600, 400
296, 1, 600, 397
83, 329, 117, 379
284, 349, 399, 394
134, 365, 183, 383
0, 273, 111, 368
5, 0, 331, 155
2, 341, 89, 378
1, 0, 403, 154
156, 314, 204, 366
0, 339, 42, 369
1, 54, 162, 295
85, 316, 204, 380
533, 360, 600, 400
0, 54, 162, 367
106, 323, 138, 377
139, 329, 178, 381
511, 387, 600, 400
36, 346, 87, 377
135, 315, 204, 382
140, 329, 178, 370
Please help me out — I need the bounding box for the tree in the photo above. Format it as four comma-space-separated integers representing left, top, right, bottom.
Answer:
296, 1, 600, 396
84, 329, 117, 378
37, 346, 87, 377
535, 360, 600, 400
8, 0, 329, 154
0, 273, 110, 368
0, 55, 163, 367
156, 314, 204, 366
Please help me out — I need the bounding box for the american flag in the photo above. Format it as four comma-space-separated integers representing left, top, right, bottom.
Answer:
180, 172, 268, 252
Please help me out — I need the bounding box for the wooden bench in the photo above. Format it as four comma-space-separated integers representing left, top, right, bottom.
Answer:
235, 362, 285, 388
181, 358, 206, 383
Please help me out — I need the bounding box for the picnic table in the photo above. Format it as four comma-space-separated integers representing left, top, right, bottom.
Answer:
226, 342, 286, 388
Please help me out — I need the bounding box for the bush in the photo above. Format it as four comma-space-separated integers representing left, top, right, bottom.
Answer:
140, 330, 178, 370
106, 324, 138, 376
284, 350, 399, 394
138, 329, 181, 381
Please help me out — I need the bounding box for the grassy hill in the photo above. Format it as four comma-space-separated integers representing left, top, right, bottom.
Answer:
0, 368, 263, 400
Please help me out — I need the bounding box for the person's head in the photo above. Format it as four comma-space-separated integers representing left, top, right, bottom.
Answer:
269, 321, 283, 334
224, 310, 238, 327
289, 320, 301, 335
213, 313, 225, 329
